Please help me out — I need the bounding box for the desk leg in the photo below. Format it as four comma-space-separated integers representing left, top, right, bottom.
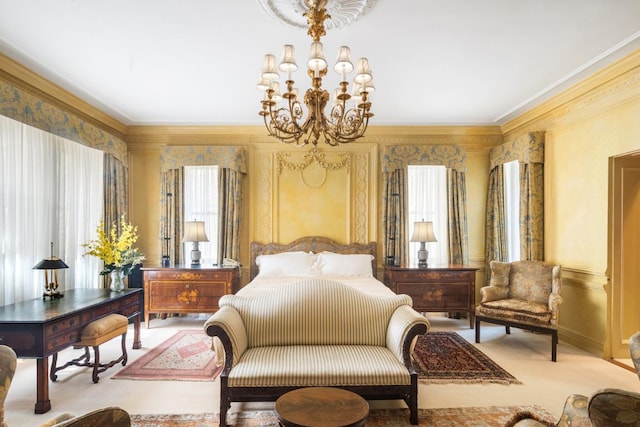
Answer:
34, 358, 51, 414
132, 314, 141, 349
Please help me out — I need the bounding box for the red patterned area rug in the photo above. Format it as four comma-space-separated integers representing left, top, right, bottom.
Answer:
112, 329, 221, 381
413, 331, 521, 385
130, 406, 556, 427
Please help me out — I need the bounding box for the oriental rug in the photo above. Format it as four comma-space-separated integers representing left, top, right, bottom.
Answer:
130, 406, 556, 427
112, 329, 221, 381
412, 331, 521, 385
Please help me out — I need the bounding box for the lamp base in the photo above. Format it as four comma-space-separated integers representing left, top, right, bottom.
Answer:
190, 244, 202, 268
417, 245, 429, 268
43, 290, 63, 300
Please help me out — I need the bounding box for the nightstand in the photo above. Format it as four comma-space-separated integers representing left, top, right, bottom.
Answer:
384, 265, 478, 328
142, 266, 239, 328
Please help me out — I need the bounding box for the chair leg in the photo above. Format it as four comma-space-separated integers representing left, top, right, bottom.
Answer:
551, 331, 558, 362
505, 326, 511, 334
475, 318, 481, 343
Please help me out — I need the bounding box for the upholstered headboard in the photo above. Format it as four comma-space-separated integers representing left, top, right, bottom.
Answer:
250, 236, 377, 280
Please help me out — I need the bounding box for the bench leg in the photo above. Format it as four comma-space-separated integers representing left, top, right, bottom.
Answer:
92, 345, 101, 383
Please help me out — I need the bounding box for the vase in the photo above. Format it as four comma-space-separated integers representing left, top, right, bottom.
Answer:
109, 269, 125, 292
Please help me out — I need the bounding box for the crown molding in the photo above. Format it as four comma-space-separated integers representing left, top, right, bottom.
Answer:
0, 52, 127, 138
501, 48, 640, 135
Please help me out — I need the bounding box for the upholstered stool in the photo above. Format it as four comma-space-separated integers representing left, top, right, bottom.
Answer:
50, 313, 128, 383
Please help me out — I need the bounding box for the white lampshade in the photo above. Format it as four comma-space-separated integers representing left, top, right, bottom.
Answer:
182, 221, 209, 243
307, 41, 328, 73
334, 46, 354, 77
279, 44, 298, 73
261, 54, 279, 80
353, 57, 373, 84
256, 76, 270, 91
410, 221, 437, 243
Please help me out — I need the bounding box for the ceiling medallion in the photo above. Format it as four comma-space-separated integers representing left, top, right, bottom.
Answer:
257, 0, 377, 30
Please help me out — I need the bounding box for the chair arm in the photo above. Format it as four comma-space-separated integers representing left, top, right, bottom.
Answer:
480, 285, 509, 303
548, 293, 563, 321
557, 394, 588, 427
386, 305, 430, 366
204, 306, 248, 369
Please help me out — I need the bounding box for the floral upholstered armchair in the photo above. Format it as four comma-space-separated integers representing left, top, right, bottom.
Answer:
508, 388, 640, 427
475, 260, 562, 361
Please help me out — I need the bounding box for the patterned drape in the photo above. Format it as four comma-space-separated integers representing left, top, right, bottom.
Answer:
160, 169, 184, 266
486, 132, 545, 281
380, 145, 468, 266
447, 168, 469, 265
103, 153, 128, 231
382, 169, 407, 266
484, 164, 507, 282
520, 162, 544, 260
218, 168, 243, 264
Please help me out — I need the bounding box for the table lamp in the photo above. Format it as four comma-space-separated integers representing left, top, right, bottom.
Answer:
410, 220, 437, 267
33, 242, 69, 299
182, 220, 209, 267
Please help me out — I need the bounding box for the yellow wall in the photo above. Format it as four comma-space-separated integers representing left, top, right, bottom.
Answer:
502, 49, 640, 356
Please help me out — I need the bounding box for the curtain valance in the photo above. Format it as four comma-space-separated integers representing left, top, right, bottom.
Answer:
380, 144, 466, 173
0, 80, 127, 163
160, 145, 247, 173
489, 131, 545, 170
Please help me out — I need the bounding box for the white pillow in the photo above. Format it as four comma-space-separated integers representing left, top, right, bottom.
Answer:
316, 252, 374, 276
256, 251, 317, 277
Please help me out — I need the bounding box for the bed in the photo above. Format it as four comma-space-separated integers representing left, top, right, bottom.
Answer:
244, 235, 393, 296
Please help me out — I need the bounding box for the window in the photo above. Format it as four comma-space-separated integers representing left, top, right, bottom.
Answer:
183, 165, 219, 265
0, 115, 103, 304
407, 165, 448, 265
503, 160, 520, 261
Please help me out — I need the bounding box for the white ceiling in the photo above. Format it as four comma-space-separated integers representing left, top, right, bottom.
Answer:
0, 0, 639, 127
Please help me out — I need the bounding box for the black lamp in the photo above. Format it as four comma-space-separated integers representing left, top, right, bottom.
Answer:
33, 242, 69, 299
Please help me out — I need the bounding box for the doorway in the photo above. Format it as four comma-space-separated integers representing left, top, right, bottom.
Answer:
610, 153, 640, 361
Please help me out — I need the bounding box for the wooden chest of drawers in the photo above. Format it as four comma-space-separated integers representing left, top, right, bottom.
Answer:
384, 265, 478, 328
142, 267, 239, 328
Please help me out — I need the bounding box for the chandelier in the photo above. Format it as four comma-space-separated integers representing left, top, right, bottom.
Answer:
257, 0, 374, 146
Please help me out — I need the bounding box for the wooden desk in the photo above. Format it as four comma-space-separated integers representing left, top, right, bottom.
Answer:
142, 266, 239, 328
384, 265, 478, 328
0, 288, 142, 413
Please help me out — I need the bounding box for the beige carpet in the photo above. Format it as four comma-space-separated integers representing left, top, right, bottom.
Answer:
130, 406, 556, 427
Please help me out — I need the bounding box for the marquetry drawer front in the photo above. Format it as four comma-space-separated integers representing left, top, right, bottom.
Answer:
147, 281, 227, 311
393, 270, 475, 283
397, 282, 469, 311
146, 270, 233, 282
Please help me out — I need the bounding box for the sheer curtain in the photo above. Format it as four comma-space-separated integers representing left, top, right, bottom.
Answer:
407, 165, 448, 265
183, 165, 219, 265
0, 115, 103, 304
503, 160, 520, 261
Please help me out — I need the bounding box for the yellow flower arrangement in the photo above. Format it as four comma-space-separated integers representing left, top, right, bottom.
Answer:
83, 215, 145, 275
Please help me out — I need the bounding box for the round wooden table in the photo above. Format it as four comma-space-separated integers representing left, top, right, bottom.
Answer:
275, 387, 369, 427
